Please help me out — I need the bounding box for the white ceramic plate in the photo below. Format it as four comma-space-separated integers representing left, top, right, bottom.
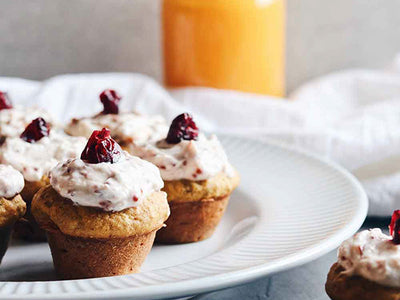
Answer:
0, 135, 368, 300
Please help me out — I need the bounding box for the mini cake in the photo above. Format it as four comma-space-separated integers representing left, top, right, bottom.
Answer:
129, 113, 239, 243
326, 210, 400, 300
0, 165, 26, 263
65, 89, 168, 146
32, 128, 169, 279
0, 91, 54, 142
0, 118, 87, 240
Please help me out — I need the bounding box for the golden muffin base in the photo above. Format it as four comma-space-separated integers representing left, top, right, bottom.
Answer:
157, 172, 238, 244
0, 194, 26, 263
156, 195, 229, 243
163, 172, 240, 203
14, 178, 49, 241
32, 186, 169, 239
47, 228, 158, 279
32, 185, 169, 279
0, 194, 26, 227
326, 263, 400, 300
20, 178, 49, 204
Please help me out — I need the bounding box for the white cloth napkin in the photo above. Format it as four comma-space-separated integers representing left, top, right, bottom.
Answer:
3, 56, 400, 216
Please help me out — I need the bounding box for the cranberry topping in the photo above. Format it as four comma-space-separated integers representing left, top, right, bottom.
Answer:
0, 91, 12, 110
389, 210, 400, 244
100, 89, 121, 114
81, 128, 123, 164
20, 117, 50, 143
166, 113, 199, 144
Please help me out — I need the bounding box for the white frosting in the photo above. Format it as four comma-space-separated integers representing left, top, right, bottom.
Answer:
0, 164, 24, 198
129, 134, 235, 181
50, 152, 164, 212
0, 132, 87, 182
338, 228, 400, 287
66, 113, 168, 144
0, 106, 54, 138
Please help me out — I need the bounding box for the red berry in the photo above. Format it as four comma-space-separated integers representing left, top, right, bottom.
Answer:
20, 118, 50, 143
389, 210, 400, 244
0, 91, 12, 110
81, 128, 123, 164
166, 113, 199, 144
100, 89, 121, 114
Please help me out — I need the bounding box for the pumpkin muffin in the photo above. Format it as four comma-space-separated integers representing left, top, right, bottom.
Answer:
326, 210, 400, 300
129, 113, 239, 243
32, 128, 169, 279
0, 164, 26, 263
65, 89, 168, 146
0, 118, 86, 241
0, 91, 54, 142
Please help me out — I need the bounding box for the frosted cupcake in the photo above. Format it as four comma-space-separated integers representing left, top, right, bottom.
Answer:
326, 210, 400, 300
65, 89, 168, 146
0, 165, 26, 263
32, 128, 169, 279
129, 113, 239, 243
0, 91, 54, 142
0, 118, 87, 240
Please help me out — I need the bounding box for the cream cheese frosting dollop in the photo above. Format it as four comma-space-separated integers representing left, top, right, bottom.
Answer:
65, 113, 168, 144
129, 133, 235, 181
0, 106, 54, 138
0, 164, 24, 198
0, 132, 87, 182
49, 152, 164, 212
338, 228, 400, 287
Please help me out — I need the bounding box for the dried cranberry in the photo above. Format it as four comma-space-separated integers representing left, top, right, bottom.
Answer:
389, 210, 400, 244
20, 118, 50, 143
81, 128, 123, 164
166, 113, 199, 144
0, 91, 12, 110
100, 89, 121, 114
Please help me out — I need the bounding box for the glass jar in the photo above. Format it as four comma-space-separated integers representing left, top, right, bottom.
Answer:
163, 0, 285, 96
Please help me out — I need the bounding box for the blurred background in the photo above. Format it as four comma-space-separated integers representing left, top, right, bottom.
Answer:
1, 0, 400, 94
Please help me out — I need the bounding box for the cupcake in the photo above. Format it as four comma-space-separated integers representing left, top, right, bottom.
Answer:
32, 128, 169, 279
326, 210, 400, 300
0, 165, 26, 263
129, 113, 239, 243
0, 91, 54, 142
0, 118, 87, 240
65, 89, 168, 146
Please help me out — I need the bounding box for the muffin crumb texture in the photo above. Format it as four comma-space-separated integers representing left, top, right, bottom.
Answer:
47, 229, 157, 279
157, 195, 230, 243
163, 171, 239, 202
32, 185, 169, 239
326, 263, 400, 300
0, 195, 26, 227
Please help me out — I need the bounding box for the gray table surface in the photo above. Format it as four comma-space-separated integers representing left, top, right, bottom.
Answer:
192, 217, 389, 300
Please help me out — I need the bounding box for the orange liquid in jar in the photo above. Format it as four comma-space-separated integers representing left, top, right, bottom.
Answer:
163, 0, 285, 96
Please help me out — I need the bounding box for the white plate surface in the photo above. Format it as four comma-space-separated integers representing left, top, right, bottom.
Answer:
0, 136, 368, 300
